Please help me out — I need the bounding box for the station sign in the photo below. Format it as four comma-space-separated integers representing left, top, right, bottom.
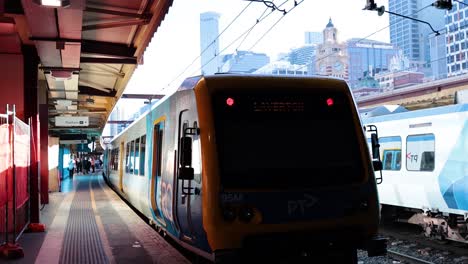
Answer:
55, 116, 89, 127
59, 139, 88, 145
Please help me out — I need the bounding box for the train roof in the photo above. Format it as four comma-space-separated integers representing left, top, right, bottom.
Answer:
105, 74, 352, 146
359, 105, 408, 118
361, 103, 468, 123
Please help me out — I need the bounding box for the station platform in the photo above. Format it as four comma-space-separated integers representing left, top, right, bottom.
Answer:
2, 172, 190, 264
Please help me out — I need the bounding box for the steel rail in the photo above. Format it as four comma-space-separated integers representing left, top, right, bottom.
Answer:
387, 249, 435, 264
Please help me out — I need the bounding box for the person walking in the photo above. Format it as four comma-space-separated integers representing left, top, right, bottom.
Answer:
68, 155, 75, 178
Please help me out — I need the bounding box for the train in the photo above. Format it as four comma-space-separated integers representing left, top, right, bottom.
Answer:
101, 74, 386, 263
361, 103, 468, 243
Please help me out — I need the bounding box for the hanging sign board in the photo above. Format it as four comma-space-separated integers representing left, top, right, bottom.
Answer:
55, 116, 89, 127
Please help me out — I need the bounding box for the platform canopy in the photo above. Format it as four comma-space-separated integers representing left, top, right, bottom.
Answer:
2, 0, 174, 137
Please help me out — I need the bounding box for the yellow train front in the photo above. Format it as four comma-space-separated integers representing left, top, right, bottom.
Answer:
103, 74, 385, 263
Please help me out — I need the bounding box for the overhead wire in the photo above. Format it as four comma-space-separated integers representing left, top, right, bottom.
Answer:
227, 0, 288, 72
234, 0, 281, 52
163, 1, 254, 90
247, 0, 304, 51
453, 0, 468, 6
191, 0, 303, 77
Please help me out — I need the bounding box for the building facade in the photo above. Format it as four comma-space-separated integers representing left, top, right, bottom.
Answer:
287, 45, 316, 66
315, 18, 348, 80
445, 1, 468, 76
200, 12, 220, 75
389, 0, 446, 77
375, 70, 424, 91
220, 51, 270, 73
254, 61, 308, 75
346, 39, 400, 88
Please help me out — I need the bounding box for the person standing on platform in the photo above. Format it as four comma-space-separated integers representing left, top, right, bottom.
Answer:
77, 156, 81, 173
91, 156, 95, 173
68, 155, 75, 178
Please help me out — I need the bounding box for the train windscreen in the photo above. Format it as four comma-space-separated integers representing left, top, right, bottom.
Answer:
213, 91, 365, 189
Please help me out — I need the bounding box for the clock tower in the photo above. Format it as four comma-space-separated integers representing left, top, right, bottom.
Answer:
315, 18, 348, 80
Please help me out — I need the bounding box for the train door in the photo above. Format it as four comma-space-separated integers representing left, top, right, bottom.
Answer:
150, 118, 166, 226
119, 142, 124, 192
175, 109, 203, 243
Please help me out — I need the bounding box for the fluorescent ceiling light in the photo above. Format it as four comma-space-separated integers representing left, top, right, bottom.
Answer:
41, 0, 61, 6
56, 100, 72, 106
36, 0, 70, 7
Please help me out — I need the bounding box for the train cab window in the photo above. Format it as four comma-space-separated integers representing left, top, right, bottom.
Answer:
140, 135, 146, 176
125, 142, 131, 173
192, 137, 202, 183
406, 134, 435, 171
212, 92, 365, 189
134, 138, 140, 175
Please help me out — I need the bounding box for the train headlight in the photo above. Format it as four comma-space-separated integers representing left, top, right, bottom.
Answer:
239, 207, 254, 223
223, 207, 236, 221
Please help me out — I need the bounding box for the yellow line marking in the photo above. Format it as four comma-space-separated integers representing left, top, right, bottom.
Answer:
34, 185, 76, 264
90, 179, 116, 264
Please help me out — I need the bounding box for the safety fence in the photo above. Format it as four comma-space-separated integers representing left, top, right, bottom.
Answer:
0, 105, 31, 245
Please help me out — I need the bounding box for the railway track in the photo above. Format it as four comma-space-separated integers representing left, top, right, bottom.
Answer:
387, 249, 435, 264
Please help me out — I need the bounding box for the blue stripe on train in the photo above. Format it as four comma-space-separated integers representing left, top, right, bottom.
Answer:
438, 120, 468, 210
379, 136, 402, 143
407, 134, 435, 142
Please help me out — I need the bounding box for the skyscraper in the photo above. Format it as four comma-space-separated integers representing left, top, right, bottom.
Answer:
389, 0, 421, 61
388, 0, 446, 77
220, 51, 270, 73
200, 12, 220, 75
445, 2, 468, 77
305, 32, 322, 45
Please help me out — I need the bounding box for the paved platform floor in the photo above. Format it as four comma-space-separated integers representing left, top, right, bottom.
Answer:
1, 172, 190, 264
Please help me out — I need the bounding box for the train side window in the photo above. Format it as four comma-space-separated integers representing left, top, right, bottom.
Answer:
153, 122, 164, 177
379, 136, 402, 171
110, 149, 114, 170
383, 151, 393, 170
420, 151, 435, 171
125, 142, 130, 173
406, 134, 435, 171
394, 151, 401, 170
134, 137, 140, 175
140, 135, 146, 176
129, 140, 135, 173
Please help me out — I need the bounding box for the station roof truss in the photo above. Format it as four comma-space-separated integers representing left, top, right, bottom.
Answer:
2, 0, 173, 138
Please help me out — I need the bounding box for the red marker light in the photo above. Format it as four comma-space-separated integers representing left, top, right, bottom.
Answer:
326, 98, 334, 106
226, 97, 235, 106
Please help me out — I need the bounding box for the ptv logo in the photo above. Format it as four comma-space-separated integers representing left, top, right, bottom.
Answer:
407, 152, 418, 162
287, 194, 318, 216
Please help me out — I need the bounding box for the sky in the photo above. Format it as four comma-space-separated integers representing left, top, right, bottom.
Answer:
124, 0, 391, 95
